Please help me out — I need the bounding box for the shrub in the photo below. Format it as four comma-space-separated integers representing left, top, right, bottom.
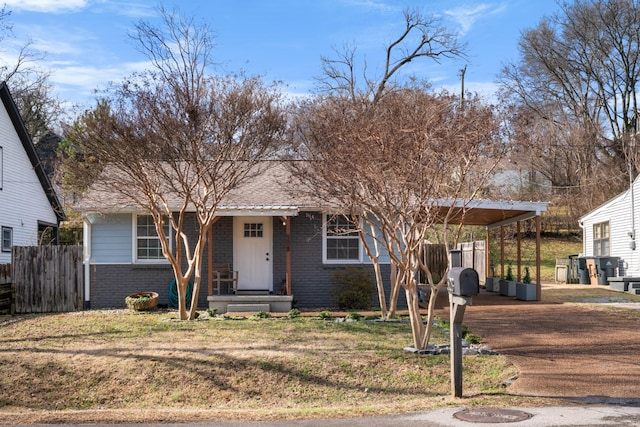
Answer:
330, 267, 375, 310
505, 264, 514, 281
207, 308, 218, 317
318, 310, 332, 320
523, 266, 531, 283
249, 311, 271, 320
287, 308, 301, 319
345, 311, 362, 321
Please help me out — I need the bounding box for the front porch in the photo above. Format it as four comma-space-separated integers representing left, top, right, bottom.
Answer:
207, 293, 294, 314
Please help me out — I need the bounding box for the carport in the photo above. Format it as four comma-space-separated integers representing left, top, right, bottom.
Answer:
435, 199, 548, 300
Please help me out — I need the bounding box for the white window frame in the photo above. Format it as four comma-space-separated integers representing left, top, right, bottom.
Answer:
133, 214, 172, 263
1, 226, 12, 253
593, 221, 610, 256
323, 214, 362, 264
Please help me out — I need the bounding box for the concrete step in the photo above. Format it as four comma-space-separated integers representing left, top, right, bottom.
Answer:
226, 303, 270, 313
628, 283, 640, 295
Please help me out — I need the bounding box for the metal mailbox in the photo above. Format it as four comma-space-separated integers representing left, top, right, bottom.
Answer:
447, 267, 479, 297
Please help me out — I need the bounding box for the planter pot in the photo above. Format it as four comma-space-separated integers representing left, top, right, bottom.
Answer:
499, 280, 517, 297
485, 277, 496, 292
125, 292, 159, 311
516, 283, 537, 301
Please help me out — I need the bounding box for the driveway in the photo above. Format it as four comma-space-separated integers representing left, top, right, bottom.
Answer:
435, 284, 640, 403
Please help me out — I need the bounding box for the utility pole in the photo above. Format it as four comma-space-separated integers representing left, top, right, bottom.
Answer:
459, 65, 467, 110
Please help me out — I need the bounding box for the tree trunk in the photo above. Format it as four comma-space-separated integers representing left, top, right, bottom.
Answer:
404, 282, 425, 349
371, 260, 388, 320
420, 283, 444, 349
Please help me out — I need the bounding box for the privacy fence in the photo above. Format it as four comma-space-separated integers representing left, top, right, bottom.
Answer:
420, 241, 486, 284
0, 264, 13, 314
458, 240, 486, 281
2, 245, 84, 313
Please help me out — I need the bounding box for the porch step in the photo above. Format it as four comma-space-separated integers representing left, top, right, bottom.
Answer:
226, 303, 270, 313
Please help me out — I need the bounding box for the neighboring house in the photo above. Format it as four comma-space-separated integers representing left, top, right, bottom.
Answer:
80, 161, 547, 312
579, 176, 640, 277
0, 82, 65, 264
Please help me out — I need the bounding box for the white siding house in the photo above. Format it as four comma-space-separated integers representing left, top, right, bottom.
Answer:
579, 176, 640, 276
0, 82, 65, 264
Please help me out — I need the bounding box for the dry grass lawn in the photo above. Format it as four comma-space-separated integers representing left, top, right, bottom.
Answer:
0, 308, 531, 425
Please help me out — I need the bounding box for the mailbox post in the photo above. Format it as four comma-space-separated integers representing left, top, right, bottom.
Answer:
447, 267, 479, 398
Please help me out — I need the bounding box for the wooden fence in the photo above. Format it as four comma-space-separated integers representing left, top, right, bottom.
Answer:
422, 243, 448, 283
12, 245, 84, 313
458, 240, 486, 282
0, 264, 13, 314
421, 241, 486, 283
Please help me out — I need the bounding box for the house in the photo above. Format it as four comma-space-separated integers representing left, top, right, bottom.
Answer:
79, 161, 548, 312
579, 175, 640, 283
0, 82, 65, 264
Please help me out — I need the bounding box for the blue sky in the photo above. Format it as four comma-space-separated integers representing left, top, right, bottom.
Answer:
1, 0, 561, 111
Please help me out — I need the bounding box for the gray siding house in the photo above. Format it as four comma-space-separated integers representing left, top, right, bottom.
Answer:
80, 161, 547, 311
81, 162, 394, 311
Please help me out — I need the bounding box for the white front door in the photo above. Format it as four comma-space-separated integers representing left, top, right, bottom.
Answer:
233, 217, 273, 291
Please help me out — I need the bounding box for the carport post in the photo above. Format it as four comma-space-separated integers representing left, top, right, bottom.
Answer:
536, 215, 541, 301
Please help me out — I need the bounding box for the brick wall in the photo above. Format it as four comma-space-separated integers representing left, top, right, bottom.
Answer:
89, 211, 404, 310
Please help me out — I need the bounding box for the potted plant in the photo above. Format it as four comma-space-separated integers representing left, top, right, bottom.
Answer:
517, 266, 536, 300
125, 292, 159, 311
484, 276, 496, 292
500, 264, 517, 297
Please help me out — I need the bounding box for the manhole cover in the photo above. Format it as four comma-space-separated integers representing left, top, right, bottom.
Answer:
453, 408, 532, 423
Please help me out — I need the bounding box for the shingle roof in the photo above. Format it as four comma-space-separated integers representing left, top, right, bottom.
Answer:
79, 160, 547, 228
0, 82, 66, 223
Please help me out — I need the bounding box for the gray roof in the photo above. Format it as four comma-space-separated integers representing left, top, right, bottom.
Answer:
80, 160, 547, 227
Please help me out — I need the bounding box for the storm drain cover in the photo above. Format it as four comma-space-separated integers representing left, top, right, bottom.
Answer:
453, 408, 532, 423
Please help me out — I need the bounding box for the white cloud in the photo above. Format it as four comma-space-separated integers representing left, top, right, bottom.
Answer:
3, 0, 88, 13
444, 3, 507, 36
341, 0, 399, 14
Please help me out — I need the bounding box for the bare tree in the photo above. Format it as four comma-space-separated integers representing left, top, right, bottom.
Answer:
500, 0, 640, 213
316, 9, 465, 103
0, 6, 64, 140
65, 7, 287, 320
293, 86, 503, 349
290, 9, 502, 349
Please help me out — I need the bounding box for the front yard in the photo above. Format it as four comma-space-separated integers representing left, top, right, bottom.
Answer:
0, 309, 521, 424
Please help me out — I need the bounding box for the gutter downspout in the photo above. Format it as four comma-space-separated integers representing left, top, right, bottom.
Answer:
83, 216, 91, 309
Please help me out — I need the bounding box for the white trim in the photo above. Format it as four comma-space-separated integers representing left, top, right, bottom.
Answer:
83, 219, 91, 306
1, 226, 12, 252
132, 213, 172, 264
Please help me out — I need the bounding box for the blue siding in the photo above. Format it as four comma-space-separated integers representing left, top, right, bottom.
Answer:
89, 211, 404, 310
362, 220, 391, 264
91, 214, 132, 263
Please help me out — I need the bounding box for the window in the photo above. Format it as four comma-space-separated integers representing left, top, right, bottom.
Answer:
244, 223, 263, 238
1, 227, 12, 252
593, 221, 610, 256
324, 214, 360, 262
135, 214, 171, 261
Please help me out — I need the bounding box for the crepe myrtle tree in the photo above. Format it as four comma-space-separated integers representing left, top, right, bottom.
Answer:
290, 8, 503, 349
293, 88, 503, 349
65, 7, 287, 320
